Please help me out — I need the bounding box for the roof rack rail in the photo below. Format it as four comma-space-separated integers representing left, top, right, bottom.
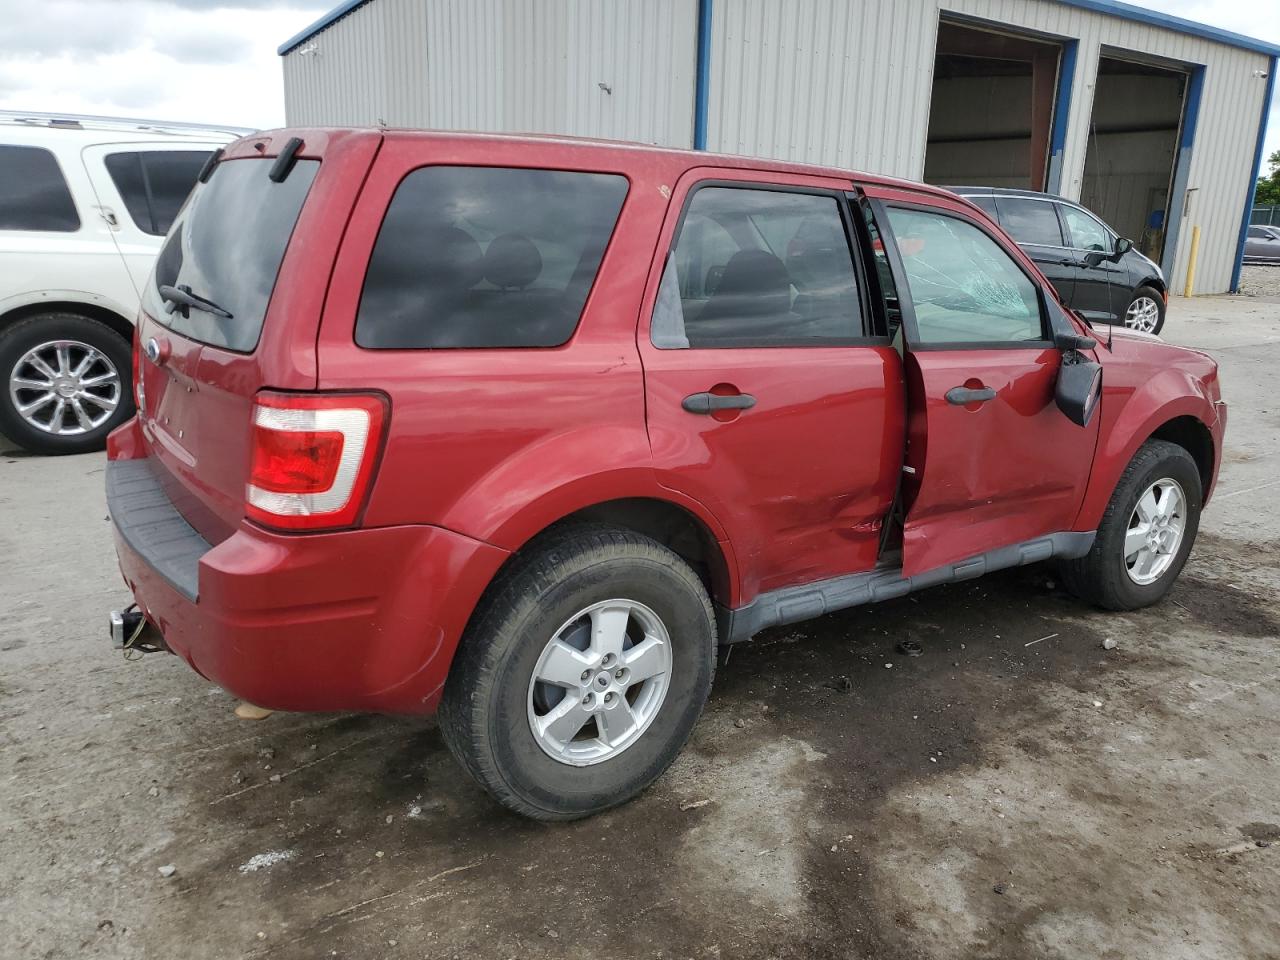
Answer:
0, 110, 253, 139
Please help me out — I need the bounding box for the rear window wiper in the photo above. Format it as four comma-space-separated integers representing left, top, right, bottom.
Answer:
159, 283, 233, 320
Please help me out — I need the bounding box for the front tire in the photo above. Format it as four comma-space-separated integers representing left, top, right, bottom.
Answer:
1060, 439, 1201, 610
439, 525, 717, 821
1123, 286, 1165, 335
0, 312, 134, 455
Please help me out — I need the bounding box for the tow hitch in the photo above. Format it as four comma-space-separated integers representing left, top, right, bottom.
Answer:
109, 605, 169, 658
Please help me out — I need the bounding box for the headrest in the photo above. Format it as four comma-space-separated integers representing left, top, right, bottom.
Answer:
425, 225, 484, 287
717, 249, 790, 301
483, 233, 543, 290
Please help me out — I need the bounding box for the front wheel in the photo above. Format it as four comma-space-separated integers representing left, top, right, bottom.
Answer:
1060, 439, 1201, 610
438, 525, 717, 820
1122, 286, 1166, 335
0, 312, 134, 455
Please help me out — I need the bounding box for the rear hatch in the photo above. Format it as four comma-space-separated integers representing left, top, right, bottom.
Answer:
133, 130, 381, 543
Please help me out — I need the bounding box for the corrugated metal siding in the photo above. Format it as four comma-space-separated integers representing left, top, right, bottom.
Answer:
283, 0, 697, 146
936, 0, 1270, 294
708, 0, 940, 178
282, 0, 1270, 293
706, 0, 1268, 293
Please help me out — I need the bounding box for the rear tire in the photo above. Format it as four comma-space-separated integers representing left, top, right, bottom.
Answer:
0, 312, 134, 455
1060, 439, 1201, 610
439, 524, 716, 821
1122, 285, 1165, 335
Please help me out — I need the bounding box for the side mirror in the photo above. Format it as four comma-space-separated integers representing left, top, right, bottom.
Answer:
1084, 237, 1132, 267
1056, 356, 1103, 427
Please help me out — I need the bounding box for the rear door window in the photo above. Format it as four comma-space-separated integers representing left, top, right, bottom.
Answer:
145, 157, 319, 352
0, 145, 80, 232
993, 197, 1064, 247
104, 150, 212, 236
355, 166, 628, 349
652, 186, 864, 349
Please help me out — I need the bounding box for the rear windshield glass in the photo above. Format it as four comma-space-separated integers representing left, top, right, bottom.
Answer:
144, 157, 318, 352
355, 166, 628, 349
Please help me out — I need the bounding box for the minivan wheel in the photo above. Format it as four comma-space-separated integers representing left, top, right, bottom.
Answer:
1059, 439, 1201, 611
1123, 286, 1165, 335
0, 313, 134, 455
439, 524, 716, 820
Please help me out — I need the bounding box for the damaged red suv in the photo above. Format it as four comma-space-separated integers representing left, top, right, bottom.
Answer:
107, 130, 1225, 820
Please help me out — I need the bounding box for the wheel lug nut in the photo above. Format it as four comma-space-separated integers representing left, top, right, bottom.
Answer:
604, 693, 614, 704
615, 669, 625, 680
581, 670, 591, 681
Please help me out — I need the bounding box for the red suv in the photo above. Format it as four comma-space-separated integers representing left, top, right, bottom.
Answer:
106, 130, 1225, 820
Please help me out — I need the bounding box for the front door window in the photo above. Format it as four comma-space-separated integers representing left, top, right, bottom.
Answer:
884, 207, 1045, 344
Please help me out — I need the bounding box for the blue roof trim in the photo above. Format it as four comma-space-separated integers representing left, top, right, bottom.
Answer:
1051, 0, 1280, 58
1231, 54, 1278, 292
278, 0, 372, 56
280, 0, 1280, 60
693, 0, 713, 149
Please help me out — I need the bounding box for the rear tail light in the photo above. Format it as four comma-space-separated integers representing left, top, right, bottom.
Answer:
246, 392, 388, 531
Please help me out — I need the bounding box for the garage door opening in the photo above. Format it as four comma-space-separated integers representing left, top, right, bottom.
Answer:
1080, 55, 1189, 267
924, 20, 1065, 190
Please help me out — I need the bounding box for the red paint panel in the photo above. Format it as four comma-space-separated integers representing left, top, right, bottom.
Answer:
114, 516, 507, 715
638, 167, 904, 602
643, 344, 904, 598
900, 347, 1099, 576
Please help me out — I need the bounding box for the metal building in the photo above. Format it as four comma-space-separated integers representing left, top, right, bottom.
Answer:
279, 0, 1279, 295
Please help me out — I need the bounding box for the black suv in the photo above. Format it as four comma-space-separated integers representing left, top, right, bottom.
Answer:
949, 187, 1168, 335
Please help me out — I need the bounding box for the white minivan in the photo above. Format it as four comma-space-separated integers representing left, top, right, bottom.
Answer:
0, 112, 243, 453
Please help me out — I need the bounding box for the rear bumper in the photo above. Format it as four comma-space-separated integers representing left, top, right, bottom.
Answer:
106, 453, 508, 715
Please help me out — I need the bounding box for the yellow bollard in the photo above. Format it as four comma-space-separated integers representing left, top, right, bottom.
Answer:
1183, 225, 1201, 298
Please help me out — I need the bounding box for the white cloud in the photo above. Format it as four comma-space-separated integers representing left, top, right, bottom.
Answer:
0, 0, 326, 130
0, 0, 1275, 171
1119, 0, 1280, 164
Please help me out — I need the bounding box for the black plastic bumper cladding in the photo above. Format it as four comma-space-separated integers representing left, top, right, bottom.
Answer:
106, 460, 211, 602
716, 531, 1096, 644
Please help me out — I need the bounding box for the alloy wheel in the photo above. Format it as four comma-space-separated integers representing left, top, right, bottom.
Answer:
1124, 296, 1161, 333
527, 599, 673, 766
1124, 477, 1186, 585
8, 339, 121, 436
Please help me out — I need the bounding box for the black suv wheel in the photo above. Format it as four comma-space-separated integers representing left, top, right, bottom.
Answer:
1060, 440, 1201, 610
1122, 286, 1165, 335
439, 524, 717, 820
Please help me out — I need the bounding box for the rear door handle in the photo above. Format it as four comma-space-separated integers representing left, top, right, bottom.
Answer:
682, 392, 757, 414
945, 386, 996, 405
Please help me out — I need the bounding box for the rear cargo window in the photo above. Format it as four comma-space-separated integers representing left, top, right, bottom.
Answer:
355, 166, 628, 349
0, 145, 80, 232
145, 157, 318, 352
104, 150, 213, 236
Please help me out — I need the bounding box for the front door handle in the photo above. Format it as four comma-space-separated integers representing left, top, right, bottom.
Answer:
682, 391, 757, 414
945, 385, 996, 405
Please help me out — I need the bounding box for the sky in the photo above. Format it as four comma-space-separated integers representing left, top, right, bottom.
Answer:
0, 0, 1277, 165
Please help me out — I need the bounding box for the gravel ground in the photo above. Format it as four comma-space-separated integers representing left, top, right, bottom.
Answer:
1238, 263, 1280, 298
3, 295, 1279, 960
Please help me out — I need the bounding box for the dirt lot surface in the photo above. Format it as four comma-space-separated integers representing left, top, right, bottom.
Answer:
3, 295, 1279, 960
1239, 263, 1280, 299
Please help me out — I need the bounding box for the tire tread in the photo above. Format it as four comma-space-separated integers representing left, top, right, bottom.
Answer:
438, 522, 715, 820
